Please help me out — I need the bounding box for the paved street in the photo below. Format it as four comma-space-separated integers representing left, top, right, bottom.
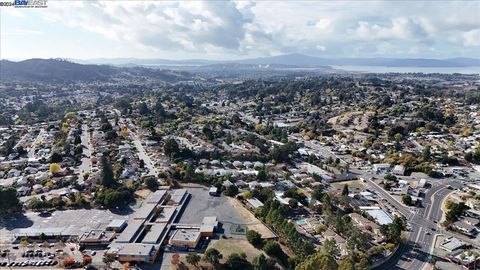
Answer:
130, 129, 157, 176
354, 168, 465, 270
77, 124, 92, 184
28, 128, 45, 159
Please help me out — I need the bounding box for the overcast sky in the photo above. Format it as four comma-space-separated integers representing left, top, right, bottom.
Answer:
1, 1, 480, 60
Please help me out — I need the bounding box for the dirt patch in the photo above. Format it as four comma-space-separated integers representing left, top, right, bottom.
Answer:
134, 188, 151, 199
331, 180, 367, 191
328, 111, 373, 131
228, 197, 277, 239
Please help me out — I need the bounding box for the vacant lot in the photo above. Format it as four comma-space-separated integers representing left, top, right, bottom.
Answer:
228, 197, 276, 239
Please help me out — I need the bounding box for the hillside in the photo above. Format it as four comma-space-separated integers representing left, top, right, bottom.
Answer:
73, 54, 480, 68
0, 58, 191, 83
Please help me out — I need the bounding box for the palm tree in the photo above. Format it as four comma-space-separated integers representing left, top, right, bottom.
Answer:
54, 240, 65, 251
41, 241, 50, 252
19, 238, 29, 252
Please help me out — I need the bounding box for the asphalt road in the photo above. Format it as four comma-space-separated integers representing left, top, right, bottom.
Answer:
355, 169, 463, 270
77, 124, 92, 184
130, 129, 157, 176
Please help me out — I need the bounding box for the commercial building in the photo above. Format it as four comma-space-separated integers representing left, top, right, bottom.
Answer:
373, 163, 390, 174
440, 237, 470, 252
169, 229, 201, 249
79, 230, 116, 247
107, 189, 189, 263
200, 216, 218, 237
106, 220, 127, 232
116, 244, 158, 263
453, 221, 478, 236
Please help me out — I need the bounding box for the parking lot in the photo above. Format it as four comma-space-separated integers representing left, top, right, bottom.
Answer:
0, 248, 58, 268
177, 188, 245, 238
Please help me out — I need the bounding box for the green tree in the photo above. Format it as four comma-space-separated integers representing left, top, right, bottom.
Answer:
295, 251, 338, 270
0, 188, 21, 214
289, 198, 299, 208
185, 253, 201, 268
164, 138, 179, 159
203, 248, 222, 266
252, 254, 276, 270
225, 185, 239, 197
144, 177, 158, 191
257, 169, 268, 182
263, 241, 283, 258
246, 230, 263, 247
342, 184, 349, 196
101, 156, 115, 188
402, 194, 412, 206
338, 256, 355, 270
224, 253, 252, 270
422, 145, 431, 161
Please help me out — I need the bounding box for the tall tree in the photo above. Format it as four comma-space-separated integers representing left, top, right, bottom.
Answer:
185, 253, 201, 268
101, 156, 115, 188
164, 138, 179, 159
342, 184, 349, 196
203, 248, 222, 266
252, 254, 276, 270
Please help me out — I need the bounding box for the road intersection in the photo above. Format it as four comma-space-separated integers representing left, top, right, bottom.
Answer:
353, 169, 463, 270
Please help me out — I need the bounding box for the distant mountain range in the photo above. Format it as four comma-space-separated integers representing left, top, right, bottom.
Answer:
0, 58, 191, 82
1, 54, 479, 83
73, 53, 480, 68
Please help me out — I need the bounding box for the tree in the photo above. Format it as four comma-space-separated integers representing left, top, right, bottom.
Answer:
312, 185, 324, 201
422, 145, 431, 161
252, 254, 276, 270
185, 253, 201, 268
50, 152, 63, 163
144, 177, 158, 191
0, 188, 21, 214
224, 253, 252, 270
381, 216, 406, 243
63, 257, 75, 268
246, 230, 263, 247
101, 156, 115, 188
83, 255, 92, 266
289, 198, 299, 208
257, 169, 268, 182
138, 102, 150, 115
103, 253, 116, 268
295, 251, 338, 270
315, 224, 327, 234
49, 163, 62, 174
263, 241, 283, 258
338, 256, 355, 270
342, 184, 349, 196
164, 138, 179, 159
203, 248, 222, 266
225, 185, 239, 197
402, 194, 412, 206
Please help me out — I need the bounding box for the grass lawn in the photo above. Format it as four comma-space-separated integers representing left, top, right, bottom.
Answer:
208, 238, 265, 263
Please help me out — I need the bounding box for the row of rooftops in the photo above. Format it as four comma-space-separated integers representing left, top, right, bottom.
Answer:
107, 188, 219, 261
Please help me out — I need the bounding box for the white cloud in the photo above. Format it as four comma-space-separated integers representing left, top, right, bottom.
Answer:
354, 18, 428, 41
5, 0, 480, 58
462, 29, 480, 47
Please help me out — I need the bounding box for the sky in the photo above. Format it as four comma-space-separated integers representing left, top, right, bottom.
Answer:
1, 1, 480, 60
